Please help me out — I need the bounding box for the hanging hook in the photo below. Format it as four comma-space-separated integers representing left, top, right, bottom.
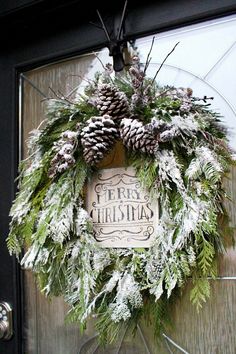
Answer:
94, 1, 128, 72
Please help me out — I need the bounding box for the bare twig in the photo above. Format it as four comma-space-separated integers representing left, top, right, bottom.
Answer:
193, 95, 214, 103
117, 0, 128, 40
93, 52, 114, 83
143, 36, 155, 75
137, 36, 155, 94
58, 89, 68, 99
48, 86, 59, 97
48, 87, 74, 104
96, 9, 111, 42
93, 51, 107, 71
66, 74, 95, 85
48, 86, 63, 99
66, 87, 85, 100
151, 42, 179, 85
156, 88, 170, 98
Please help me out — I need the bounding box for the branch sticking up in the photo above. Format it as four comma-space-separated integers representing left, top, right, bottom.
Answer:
117, 0, 128, 41
96, 9, 111, 42
151, 42, 180, 85
93, 1, 129, 72
143, 36, 155, 75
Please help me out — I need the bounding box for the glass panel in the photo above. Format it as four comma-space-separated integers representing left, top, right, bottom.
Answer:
21, 15, 236, 354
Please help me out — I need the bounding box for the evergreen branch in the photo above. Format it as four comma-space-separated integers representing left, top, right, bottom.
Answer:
197, 239, 215, 276
6, 232, 22, 257
190, 276, 211, 311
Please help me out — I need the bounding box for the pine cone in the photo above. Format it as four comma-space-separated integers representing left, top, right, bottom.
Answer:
48, 131, 78, 179
81, 115, 118, 165
96, 83, 130, 122
120, 118, 158, 154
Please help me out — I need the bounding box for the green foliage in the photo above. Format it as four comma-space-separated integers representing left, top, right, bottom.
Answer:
131, 154, 157, 192
95, 297, 125, 345
196, 238, 216, 276
190, 276, 211, 311
6, 231, 22, 257
113, 74, 134, 98
142, 295, 172, 340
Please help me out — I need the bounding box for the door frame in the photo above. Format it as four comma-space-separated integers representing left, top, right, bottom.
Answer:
1, 1, 236, 353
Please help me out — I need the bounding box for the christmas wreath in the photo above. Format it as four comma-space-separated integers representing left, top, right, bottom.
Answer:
7, 53, 235, 344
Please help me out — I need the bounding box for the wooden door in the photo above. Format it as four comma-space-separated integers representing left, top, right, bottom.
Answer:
1, 2, 236, 354
20, 16, 236, 354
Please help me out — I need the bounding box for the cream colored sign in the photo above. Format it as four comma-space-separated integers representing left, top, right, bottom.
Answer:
86, 167, 158, 248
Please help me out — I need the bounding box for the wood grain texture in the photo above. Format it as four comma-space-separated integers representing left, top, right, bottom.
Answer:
166, 280, 236, 354
22, 54, 236, 354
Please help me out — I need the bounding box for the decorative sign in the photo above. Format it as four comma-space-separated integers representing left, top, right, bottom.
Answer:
86, 167, 158, 248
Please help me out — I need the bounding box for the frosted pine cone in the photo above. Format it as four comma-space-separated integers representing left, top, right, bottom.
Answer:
96, 83, 130, 122
81, 115, 118, 165
48, 130, 78, 178
120, 118, 158, 154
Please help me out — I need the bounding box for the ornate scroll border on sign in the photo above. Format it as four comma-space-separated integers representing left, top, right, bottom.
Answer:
86, 167, 158, 247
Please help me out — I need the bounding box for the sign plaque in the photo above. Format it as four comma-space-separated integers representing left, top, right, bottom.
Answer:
86, 167, 158, 248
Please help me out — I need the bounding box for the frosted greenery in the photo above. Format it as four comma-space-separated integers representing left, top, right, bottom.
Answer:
6, 52, 235, 345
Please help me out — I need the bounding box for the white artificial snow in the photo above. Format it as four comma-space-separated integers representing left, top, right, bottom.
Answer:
149, 280, 164, 300
93, 250, 111, 273
21, 243, 39, 269
186, 145, 222, 180
103, 271, 143, 322
75, 208, 90, 234
59, 143, 74, 155
187, 246, 196, 266
156, 150, 185, 192
10, 198, 31, 224
174, 196, 211, 249
110, 302, 131, 322
62, 131, 78, 139
166, 274, 178, 298
196, 146, 222, 172
185, 159, 201, 179
71, 240, 81, 259
35, 247, 50, 266
104, 271, 121, 292
171, 114, 199, 132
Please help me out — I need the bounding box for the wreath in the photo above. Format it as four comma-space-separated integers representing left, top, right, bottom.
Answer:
7, 52, 235, 344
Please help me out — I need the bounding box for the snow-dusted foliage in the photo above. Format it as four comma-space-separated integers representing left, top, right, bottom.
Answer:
6, 50, 234, 345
